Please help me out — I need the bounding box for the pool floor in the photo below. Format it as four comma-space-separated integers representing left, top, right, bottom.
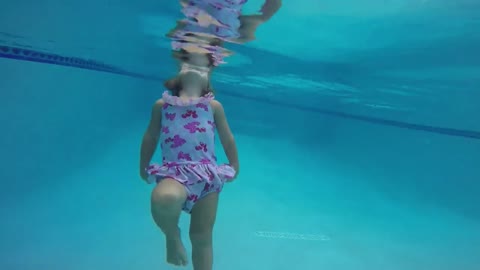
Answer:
1, 129, 479, 270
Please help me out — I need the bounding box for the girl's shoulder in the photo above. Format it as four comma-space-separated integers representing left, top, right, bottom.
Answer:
209, 99, 224, 115
153, 98, 165, 109
147, 98, 166, 121
209, 99, 221, 107
155, 98, 165, 105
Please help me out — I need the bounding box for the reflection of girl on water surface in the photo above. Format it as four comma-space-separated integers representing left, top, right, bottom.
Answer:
174, 0, 282, 43
164, 0, 282, 92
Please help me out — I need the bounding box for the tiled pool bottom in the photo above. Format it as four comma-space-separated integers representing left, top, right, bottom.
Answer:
1, 131, 479, 270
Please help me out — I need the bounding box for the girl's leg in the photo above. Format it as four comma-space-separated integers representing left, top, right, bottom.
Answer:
189, 192, 219, 270
151, 178, 188, 266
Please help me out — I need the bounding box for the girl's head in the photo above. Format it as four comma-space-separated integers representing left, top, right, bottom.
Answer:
165, 64, 214, 97
166, 48, 218, 97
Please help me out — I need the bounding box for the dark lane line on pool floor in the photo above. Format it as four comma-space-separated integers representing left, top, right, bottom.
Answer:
1, 45, 479, 140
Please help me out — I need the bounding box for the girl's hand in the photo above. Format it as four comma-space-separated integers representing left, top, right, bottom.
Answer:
140, 168, 149, 183
226, 175, 237, 182
227, 164, 239, 182
259, 0, 282, 20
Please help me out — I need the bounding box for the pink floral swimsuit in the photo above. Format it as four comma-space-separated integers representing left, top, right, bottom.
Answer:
147, 91, 235, 213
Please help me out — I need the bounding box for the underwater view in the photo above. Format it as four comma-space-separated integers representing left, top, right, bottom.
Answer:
1, 0, 479, 269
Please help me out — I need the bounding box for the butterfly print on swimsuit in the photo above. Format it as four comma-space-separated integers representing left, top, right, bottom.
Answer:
165, 112, 176, 121
207, 120, 215, 131
178, 151, 192, 161
182, 110, 198, 119
195, 142, 208, 152
164, 135, 186, 148
196, 103, 209, 112
184, 122, 207, 133
187, 194, 199, 202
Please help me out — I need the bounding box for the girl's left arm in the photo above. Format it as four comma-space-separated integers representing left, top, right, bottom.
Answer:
211, 100, 239, 175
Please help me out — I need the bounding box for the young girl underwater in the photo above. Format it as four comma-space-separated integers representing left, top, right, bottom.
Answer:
138, 1, 283, 269
139, 63, 239, 270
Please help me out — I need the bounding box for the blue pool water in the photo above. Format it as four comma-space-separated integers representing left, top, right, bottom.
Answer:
1, 1, 480, 270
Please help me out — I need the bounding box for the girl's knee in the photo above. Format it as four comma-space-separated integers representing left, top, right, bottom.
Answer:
151, 180, 187, 208
189, 230, 213, 247
151, 191, 182, 207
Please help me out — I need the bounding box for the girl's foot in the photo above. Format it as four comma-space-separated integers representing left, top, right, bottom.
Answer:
165, 228, 188, 266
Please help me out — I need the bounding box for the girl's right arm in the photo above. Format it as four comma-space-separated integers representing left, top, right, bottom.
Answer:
139, 99, 164, 181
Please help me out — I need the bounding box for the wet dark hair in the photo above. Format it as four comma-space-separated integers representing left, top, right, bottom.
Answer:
183, 32, 224, 47
172, 32, 222, 66
173, 48, 216, 67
